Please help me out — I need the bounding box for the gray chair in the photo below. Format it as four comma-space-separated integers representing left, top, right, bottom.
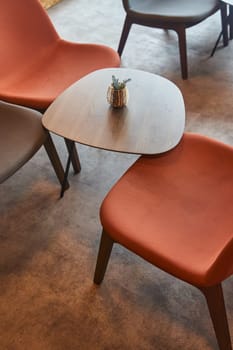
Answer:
0, 101, 67, 190
118, 0, 220, 79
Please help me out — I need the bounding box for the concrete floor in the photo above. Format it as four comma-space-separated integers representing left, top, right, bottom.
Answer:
0, 1, 233, 349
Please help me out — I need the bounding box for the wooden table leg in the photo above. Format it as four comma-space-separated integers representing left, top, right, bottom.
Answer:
60, 140, 76, 198
65, 138, 81, 174
44, 132, 69, 191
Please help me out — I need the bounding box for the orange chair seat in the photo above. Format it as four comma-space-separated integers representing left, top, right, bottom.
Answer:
0, 40, 120, 110
100, 133, 233, 287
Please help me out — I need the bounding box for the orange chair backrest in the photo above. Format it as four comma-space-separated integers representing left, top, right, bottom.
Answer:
0, 0, 59, 77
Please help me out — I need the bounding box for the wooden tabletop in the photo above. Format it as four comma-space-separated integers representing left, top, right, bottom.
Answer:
42, 68, 185, 155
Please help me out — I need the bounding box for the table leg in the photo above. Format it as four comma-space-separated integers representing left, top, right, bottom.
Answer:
44, 131, 69, 191
65, 139, 81, 174
60, 140, 75, 198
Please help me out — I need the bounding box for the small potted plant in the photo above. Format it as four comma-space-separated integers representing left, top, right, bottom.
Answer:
107, 75, 131, 108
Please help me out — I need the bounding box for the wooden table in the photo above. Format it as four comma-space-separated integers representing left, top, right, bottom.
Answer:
42, 68, 185, 196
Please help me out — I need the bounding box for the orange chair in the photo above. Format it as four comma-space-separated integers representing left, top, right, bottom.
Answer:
0, 0, 120, 173
94, 133, 233, 350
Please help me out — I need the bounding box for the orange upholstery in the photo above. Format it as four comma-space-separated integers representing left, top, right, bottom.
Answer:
94, 132, 233, 349
0, 0, 120, 110
0, 0, 120, 178
100, 133, 233, 287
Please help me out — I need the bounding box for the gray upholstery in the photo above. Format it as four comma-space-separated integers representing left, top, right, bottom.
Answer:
123, 0, 219, 24
0, 101, 66, 189
119, 0, 220, 79
0, 102, 46, 183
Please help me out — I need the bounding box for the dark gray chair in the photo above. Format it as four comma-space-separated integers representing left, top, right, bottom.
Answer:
118, 0, 220, 79
0, 101, 67, 190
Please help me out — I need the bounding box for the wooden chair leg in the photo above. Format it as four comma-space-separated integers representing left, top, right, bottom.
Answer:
176, 26, 188, 80
200, 284, 232, 350
44, 132, 69, 190
117, 16, 132, 56
65, 138, 81, 174
229, 5, 233, 40
94, 229, 114, 285
221, 2, 229, 47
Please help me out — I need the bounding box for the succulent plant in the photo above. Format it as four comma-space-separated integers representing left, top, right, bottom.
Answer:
111, 75, 131, 90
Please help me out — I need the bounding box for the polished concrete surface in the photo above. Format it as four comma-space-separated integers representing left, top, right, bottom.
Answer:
0, 1, 233, 349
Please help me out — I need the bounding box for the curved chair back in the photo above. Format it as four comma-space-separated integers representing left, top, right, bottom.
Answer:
0, 0, 58, 80
0, 101, 66, 189
0, 0, 120, 180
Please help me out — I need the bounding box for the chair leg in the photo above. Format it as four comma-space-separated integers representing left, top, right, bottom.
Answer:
65, 138, 81, 174
229, 5, 233, 40
94, 229, 114, 285
44, 132, 69, 190
200, 284, 232, 350
210, 30, 224, 57
221, 2, 229, 47
176, 26, 188, 80
117, 16, 132, 56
